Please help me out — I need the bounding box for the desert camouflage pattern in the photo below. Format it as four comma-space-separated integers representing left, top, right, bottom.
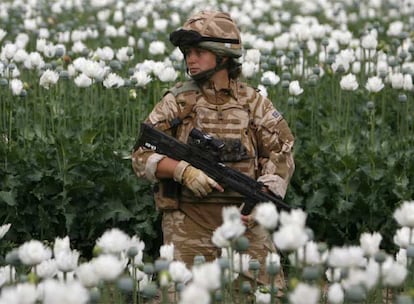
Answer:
131, 79, 294, 292
182, 11, 242, 57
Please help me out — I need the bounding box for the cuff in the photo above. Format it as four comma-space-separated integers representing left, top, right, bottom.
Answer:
173, 160, 190, 183
257, 174, 288, 198
145, 153, 167, 182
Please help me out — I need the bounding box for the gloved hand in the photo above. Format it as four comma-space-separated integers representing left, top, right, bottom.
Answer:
173, 160, 221, 197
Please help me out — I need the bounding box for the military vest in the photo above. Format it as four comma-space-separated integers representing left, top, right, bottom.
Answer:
166, 80, 263, 204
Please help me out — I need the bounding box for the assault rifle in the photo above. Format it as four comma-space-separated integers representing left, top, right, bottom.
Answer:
135, 123, 291, 215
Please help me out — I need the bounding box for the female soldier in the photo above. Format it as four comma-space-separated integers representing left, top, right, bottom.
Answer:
132, 10, 294, 293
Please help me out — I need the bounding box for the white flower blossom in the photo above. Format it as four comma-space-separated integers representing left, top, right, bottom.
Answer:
289, 282, 320, 304
394, 200, 414, 227
39, 69, 59, 89
288, 80, 304, 96
396, 248, 407, 266
96, 228, 131, 254
95, 46, 114, 61
53, 236, 70, 257
18, 240, 52, 266
131, 70, 152, 87
327, 283, 344, 304
159, 243, 174, 262
157, 66, 177, 82
40, 279, 89, 304
403, 74, 413, 91
149, 41, 166, 56
254, 202, 279, 230
393, 226, 414, 248
340, 73, 359, 91
9, 79, 24, 97
103, 72, 125, 88
273, 224, 308, 251
279, 209, 307, 227
75, 262, 100, 288
91, 254, 124, 281
242, 61, 258, 78
389, 73, 404, 89
116, 46, 133, 62
361, 33, 378, 50
261, 71, 280, 86
55, 250, 80, 273
255, 288, 271, 303
382, 256, 408, 287
0, 282, 38, 304
37, 259, 58, 279
169, 261, 192, 284
365, 76, 384, 93
359, 232, 382, 257
244, 49, 261, 64
179, 283, 210, 304
192, 262, 221, 291
74, 73, 93, 88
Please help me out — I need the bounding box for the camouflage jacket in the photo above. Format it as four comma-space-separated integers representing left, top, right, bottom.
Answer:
132, 78, 295, 202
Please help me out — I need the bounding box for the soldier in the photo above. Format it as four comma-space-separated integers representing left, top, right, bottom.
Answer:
132, 10, 294, 297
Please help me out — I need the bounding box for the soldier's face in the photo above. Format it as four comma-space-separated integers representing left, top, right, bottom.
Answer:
185, 47, 217, 76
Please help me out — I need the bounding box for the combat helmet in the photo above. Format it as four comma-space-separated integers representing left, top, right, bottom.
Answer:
170, 11, 242, 81
170, 11, 242, 57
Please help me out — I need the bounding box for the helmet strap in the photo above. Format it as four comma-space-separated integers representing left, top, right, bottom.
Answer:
188, 56, 228, 83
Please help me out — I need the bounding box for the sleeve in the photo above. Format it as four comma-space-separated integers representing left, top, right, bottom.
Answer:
131, 93, 180, 182
254, 96, 295, 198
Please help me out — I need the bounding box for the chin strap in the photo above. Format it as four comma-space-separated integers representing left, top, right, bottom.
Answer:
188, 57, 228, 83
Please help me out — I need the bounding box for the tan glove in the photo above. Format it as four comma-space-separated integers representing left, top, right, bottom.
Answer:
173, 161, 219, 197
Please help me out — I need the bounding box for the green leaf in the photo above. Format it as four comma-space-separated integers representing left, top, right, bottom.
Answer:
0, 191, 16, 206
306, 189, 327, 213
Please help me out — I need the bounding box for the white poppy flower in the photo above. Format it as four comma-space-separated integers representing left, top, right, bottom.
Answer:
18, 240, 52, 266
149, 41, 166, 56
37, 259, 58, 279
131, 70, 152, 87
393, 200, 414, 227
382, 257, 407, 287
327, 283, 344, 304
254, 202, 279, 230
39, 69, 59, 89
55, 250, 80, 273
359, 232, 382, 257
192, 262, 221, 291
96, 228, 131, 254
393, 226, 414, 248
288, 80, 304, 96
365, 76, 384, 93
273, 224, 308, 251
75, 262, 100, 288
179, 283, 210, 304
91, 254, 124, 281
169, 261, 192, 284
340, 73, 359, 91
40, 279, 89, 304
159, 243, 174, 262
157, 66, 177, 82
289, 282, 320, 304
74, 73, 93, 88
103, 72, 125, 88
9, 79, 23, 96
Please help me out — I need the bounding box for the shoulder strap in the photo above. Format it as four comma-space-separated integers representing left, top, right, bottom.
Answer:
165, 80, 199, 135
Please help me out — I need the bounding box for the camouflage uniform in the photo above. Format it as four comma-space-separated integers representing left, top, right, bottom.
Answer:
132, 78, 294, 290
132, 10, 294, 294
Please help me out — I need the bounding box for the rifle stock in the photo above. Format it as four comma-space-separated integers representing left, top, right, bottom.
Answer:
136, 123, 291, 214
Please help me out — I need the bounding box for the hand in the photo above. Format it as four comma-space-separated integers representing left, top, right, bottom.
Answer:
173, 161, 223, 197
